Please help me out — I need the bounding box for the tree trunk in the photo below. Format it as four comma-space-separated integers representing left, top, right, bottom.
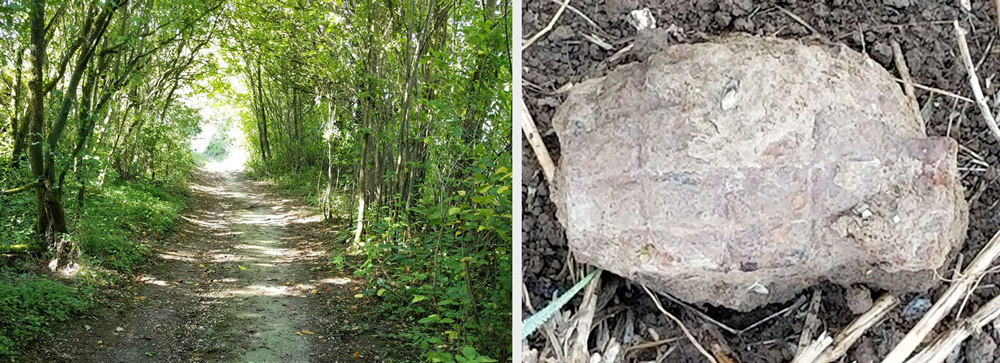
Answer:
11, 48, 28, 161
351, 127, 371, 250
26, 0, 68, 238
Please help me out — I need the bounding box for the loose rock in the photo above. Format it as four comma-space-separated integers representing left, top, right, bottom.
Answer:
966, 331, 997, 363
845, 285, 873, 315
551, 36, 968, 310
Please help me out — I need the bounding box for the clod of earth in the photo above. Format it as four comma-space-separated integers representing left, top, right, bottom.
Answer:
551, 35, 968, 311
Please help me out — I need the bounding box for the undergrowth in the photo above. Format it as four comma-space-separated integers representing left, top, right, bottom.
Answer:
353, 156, 511, 363
245, 164, 324, 206
0, 275, 86, 357
0, 163, 188, 358
288, 151, 512, 363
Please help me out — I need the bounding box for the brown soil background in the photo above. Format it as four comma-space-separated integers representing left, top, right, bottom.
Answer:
523, 1, 1000, 362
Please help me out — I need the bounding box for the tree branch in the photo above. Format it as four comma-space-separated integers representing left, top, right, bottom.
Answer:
1, 180, 43, 196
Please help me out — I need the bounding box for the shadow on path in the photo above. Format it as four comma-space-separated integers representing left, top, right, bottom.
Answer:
21, 166, 413, 362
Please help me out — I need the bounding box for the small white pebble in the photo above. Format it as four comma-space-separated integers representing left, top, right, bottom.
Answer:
747, 282, 769, 295
860, 209, 872, 219
627, 9, 656, 31
893, 215, 901, 224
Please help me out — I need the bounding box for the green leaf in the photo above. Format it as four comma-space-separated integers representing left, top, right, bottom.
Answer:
448, 207, 461, 216
522, 269, 602, 340
418, 314, 440, 324
412, 295, 427, 303
461, 346, 477, 359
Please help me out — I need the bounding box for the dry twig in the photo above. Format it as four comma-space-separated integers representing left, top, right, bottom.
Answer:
892, 78, 972, 103
891, 39, 925, 133
657, 292, 738, 335
905, 294, 1000, 363
995, 0, 1000, 37
605, 43, 634, 64
519, 97, 556, 182
658, 291, 804, 336
641, 285, 718, 363
568, 271, 602, 362
795, 294, 897, 363
953, 20, 1000, 144
796, 290, 822, 354
774, 5, 818, 35
739, 295, 807, 334
543, 0, 600, 31
523, 0, 570, 50
817, 294, 898, 363
882, 230, 1000, 363
581, 33, 612, 50
626, 337, 680, 352
792, 332, 832, 363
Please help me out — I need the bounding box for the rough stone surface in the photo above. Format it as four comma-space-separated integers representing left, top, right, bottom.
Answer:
845, 285, 874, 315
550, 36, 968, 311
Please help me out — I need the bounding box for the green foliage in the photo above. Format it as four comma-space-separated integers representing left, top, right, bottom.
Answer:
354, 144, 512, 361
0, 163, 36, 252
204, 121, 232, 158
246, 165, 324, 205
0, 163, 188, 356
75, 180, 186, 273
0, 275, 86, 357
212, 0, 512, 359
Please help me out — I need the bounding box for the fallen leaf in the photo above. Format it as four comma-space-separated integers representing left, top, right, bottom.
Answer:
241, 342, 248, 349
84, 325, 91, 331
353, 351, 360, 358
238, 265, 247, 271
310, 289, 318, 294
115, 326, 125, 332
354, 294, 363, 298
134, 296, 146, 300
301, 329, 316, 335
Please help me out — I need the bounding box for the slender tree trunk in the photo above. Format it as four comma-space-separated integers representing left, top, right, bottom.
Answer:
352, 130, 370, 250
11, 48, 28, 161
26, 0, 68, 238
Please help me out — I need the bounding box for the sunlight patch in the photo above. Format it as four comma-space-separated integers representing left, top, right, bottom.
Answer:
139, 276, 172, 286
233, 244, 286, 256
210, 284, 302, 298
158, 251, 197, 262
320, 277, 353, 285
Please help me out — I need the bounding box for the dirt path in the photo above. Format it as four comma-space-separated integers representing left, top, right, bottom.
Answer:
22, 166, 412, 362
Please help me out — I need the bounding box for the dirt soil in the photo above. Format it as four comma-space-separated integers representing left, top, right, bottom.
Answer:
20, 167, 414, 362
524, 1, 1000, 362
